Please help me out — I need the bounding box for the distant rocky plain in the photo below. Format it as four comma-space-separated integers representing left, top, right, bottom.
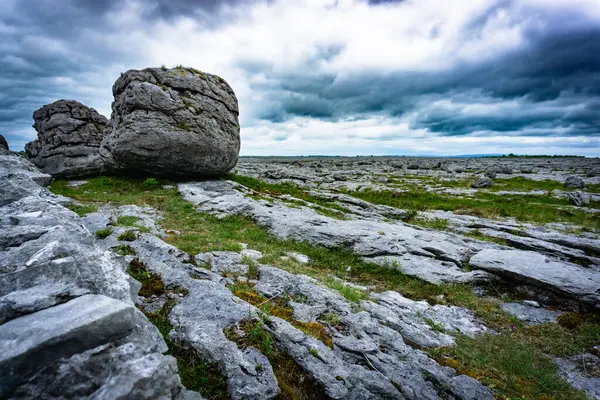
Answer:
1, 66, 600, 400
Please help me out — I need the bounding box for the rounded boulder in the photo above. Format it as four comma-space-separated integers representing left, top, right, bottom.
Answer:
101, 66, 240, 177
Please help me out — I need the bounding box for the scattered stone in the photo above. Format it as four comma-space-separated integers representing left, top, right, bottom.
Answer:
522, 300, 540, 307
555, 354, 600, 400
285, 251, 311, 264
471, 176, 493, 188
564, 176, 585, 189
501, 302, 561, 326
25, 100, 110, 178
567, 191, 591, 207
100, 67, 240, 177
67, 180, 88, 187
484, 168, 497, 179
470, 249, 600, 306
240, 248, 263, 261
520, 165, 534, 174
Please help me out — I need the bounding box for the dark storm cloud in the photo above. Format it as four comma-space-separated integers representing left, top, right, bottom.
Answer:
1, 0, 599, 152
0, 0, 130, 137
246, 5, 600, 138
0, 0, 262, 148
141, 0, 269, 20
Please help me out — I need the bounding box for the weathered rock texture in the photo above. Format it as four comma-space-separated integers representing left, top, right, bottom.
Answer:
101, 67, 240, 177
25, 100, 110, 178
0, 151, 197, 399
471, 176, 493, 188
0, 134, 8, 150
84, 211, 495, 400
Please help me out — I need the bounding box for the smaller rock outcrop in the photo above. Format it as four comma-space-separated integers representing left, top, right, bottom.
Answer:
567, 191, 590, 207
0, 135, 8, 151
471, 176, 493, 188
25, 100, 110, 178
564, 176, 585, 189
484, 168, 497, 179
101, 66, 240, 177
520, 165, 534, 174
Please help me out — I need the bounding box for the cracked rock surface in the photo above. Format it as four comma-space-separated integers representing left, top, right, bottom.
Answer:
25, 100, 110, 178
0, 152, 196, 399
100, 67, 240, 177
3, 152, 600, 399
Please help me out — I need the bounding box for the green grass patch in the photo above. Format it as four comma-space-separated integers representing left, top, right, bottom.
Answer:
489, 177, 563, 192
118, 230, 137, 241
143, 177, 161, 188
177, 121, 191, 131
586, 183, 600, 193
345, 188, 599, 229
429, 332, 589, 400
323, 277, 368, 303
67, 203, 98, 216
116, 215, 151, 233
241, 256, 261, 279
412, 217, 449, 230
95, 227, 113, 239
390, 175, 471, 189
225, 173, 352, 217
225, 319, 328, 400
111, 244, 136, 256
126, 258, 165, 297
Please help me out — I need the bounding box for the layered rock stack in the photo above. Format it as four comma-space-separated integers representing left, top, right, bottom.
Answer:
25, 66, 241, 178
25, 100, 110, 178
0, 151, 197, 398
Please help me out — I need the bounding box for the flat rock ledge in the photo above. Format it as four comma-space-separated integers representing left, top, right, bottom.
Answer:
180, 180, 600, 308
0, 152, 197, 399
84, 206, 495, 399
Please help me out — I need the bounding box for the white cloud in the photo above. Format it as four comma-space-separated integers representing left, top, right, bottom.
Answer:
240, 115, 600, 156
2, 0, 599, 155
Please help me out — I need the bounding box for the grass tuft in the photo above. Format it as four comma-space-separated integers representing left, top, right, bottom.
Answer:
127, 258, 165, 297
430, 332, 589, 400
116, 215, 151, 233
111, 244, 136, 256
118, 229, 137, 241
95, 227, 113, 239
67, 203, 98, 216
225, 319, 328, 399
143, 177, 161, 188
323, 277, 368, 304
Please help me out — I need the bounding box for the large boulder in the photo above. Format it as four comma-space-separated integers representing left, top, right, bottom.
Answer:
101, 66, 240, 177
25, 100, 110, 178
567, 191, 590, 207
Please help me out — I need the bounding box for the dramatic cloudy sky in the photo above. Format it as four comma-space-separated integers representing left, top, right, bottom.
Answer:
1, 0, 599, 156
